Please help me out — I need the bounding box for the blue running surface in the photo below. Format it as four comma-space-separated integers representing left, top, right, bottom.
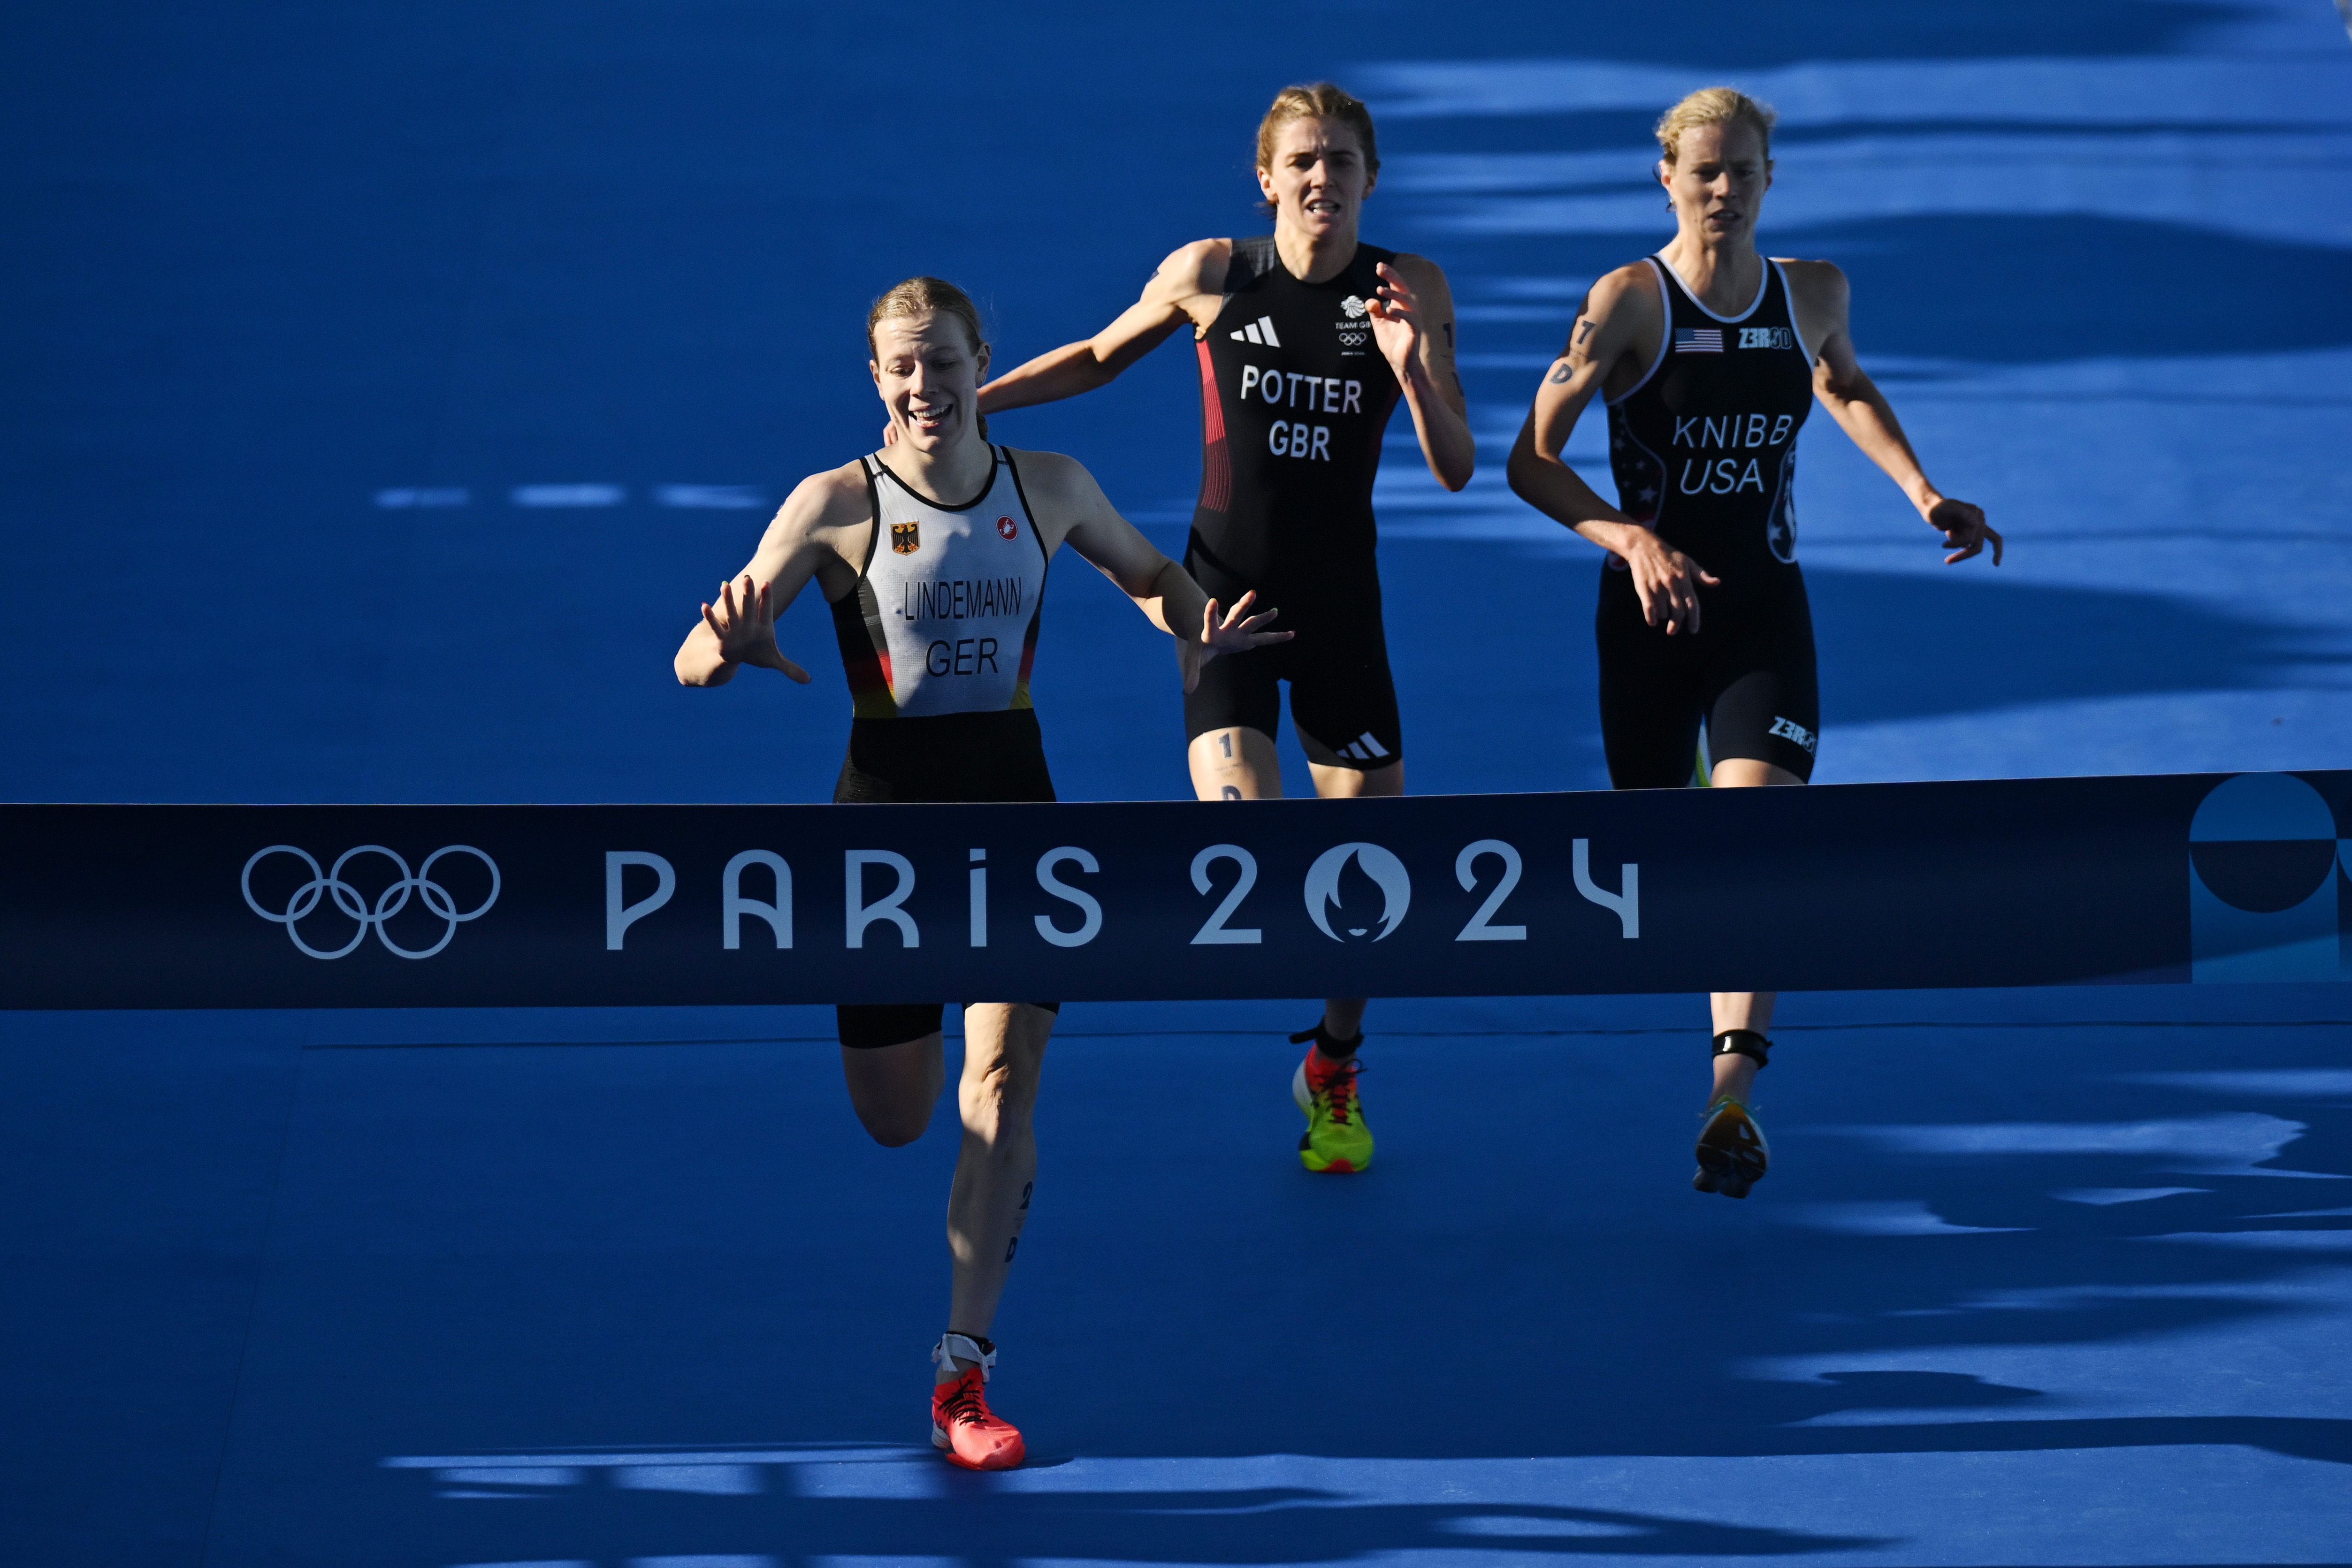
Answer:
3, 1, 2350, 1564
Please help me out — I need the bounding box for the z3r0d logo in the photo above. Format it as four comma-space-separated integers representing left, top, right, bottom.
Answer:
241, 844, 500, 959
1304, 842, 1411, 942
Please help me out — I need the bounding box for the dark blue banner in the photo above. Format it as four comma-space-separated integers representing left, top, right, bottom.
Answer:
3, 771, 2347, 1008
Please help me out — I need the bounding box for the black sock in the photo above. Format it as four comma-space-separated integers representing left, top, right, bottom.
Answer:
1291, 1021, 1363, 1061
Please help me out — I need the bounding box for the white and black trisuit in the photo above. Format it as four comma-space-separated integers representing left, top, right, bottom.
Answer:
826, 445, 1060, 1048
1185, 236, 1405, 767
1599, 255, 1821, 786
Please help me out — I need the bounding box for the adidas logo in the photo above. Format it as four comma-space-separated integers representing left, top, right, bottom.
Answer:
1229, 315, 1283, 347
1336, 731, 1390, 761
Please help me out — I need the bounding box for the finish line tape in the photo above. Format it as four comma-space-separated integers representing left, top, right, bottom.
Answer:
3, 771, 2347, 1008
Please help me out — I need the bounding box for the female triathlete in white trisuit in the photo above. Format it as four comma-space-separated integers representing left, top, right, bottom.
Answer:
1507, 89, 2001, 1199
978, 83, 1476, 1178
674, 277, 1283, 1469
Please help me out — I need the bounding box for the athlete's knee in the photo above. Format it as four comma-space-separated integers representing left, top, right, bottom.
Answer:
1709, 757, 1804, 788
959, 1006, 1048, 1115
854, 1098, 935, 1148
1306, 756, 1403, 798
839, 1034, 944, 1146
963, 1044, 1042, 1110
845, 1067, 940, 1145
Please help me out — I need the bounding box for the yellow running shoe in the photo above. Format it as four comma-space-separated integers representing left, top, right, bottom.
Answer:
1290, 1025, 1372, 1173
1693, 1096, 1769, 1199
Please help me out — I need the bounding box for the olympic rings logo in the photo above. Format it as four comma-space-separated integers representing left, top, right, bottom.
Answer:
240, 845, 500, 960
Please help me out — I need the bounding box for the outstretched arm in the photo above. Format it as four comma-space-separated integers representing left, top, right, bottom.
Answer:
1505, 266, 1719, 634
1018, 450, 1291, 693
672, 470, 858, 686
1369, 257, 1475, 491
1792, 261, 2001, 565
978, 241, 1225, 413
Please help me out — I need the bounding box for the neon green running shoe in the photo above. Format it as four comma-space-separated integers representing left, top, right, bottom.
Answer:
1289, 1026, 1372, 1174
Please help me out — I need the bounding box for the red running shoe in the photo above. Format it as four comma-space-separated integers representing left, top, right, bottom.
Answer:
930, 1333, 1025, 1470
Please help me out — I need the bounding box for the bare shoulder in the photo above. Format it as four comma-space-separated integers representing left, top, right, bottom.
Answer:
1000, 448, 1111, 548
1588, 258, 1663, 316
1564, 260, 1664, 360
1001, 447, 1094, 502
773, 460, 873, 541
1387, 251, 1450, 290
1144, 237, 1233, 304
1773, 257, 1849, 308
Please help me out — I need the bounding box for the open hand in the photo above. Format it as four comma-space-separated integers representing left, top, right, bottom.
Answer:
1623, 533, 1718, 636
1177, 589, 1291, 693
702, 574, 811, 682
1928, 497, 2001, 565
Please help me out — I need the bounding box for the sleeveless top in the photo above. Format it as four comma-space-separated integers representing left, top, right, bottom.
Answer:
1605, 255, 1815, 596
830, 446, 1050, 719
1189, 236, 1404, 595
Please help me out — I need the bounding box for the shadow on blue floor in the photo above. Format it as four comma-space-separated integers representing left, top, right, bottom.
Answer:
9, 996, 2334, 1565
1808, 564, 2343, 726
13, 750, 2352, 1542
380, 1481, 1895, 1564
7, 0, 2352, 1563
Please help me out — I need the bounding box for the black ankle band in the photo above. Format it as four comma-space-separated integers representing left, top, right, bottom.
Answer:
1712, 1029, 1771, 1068
1289, 1022, 1364, 1057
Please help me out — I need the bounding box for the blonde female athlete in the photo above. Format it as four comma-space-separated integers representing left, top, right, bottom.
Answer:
675, 278, 1285, 1468
978, 83, 1475, 1176
1506, 89, 2001, 1199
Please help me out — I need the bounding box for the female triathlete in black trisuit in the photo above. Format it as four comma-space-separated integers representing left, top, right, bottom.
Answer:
1507, 88, 2001, 1199
979, 83, 1476, 1176
675, 278, 1283, 1469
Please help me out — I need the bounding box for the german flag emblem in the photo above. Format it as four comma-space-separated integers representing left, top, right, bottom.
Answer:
890, 521, 920, 555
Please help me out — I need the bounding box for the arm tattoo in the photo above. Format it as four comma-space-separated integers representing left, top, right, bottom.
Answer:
1575, 318, 1596, 344
1547, 360, 1574, 384
1442, 320, 1454, 347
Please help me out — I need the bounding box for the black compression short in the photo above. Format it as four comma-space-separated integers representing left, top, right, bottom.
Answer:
1182, 555, 1402, 770
837, 1000, 1061, 1051
1596, 566, 1819, 788
833, 709, 1057, 805
832, 709, 1060, 1049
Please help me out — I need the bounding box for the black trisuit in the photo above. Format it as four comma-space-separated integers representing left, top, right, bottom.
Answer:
1599, 256, 1821, 786
1184, 236, 1406, 768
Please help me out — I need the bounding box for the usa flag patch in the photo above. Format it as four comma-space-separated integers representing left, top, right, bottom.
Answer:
1674, 327, 1725, 353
